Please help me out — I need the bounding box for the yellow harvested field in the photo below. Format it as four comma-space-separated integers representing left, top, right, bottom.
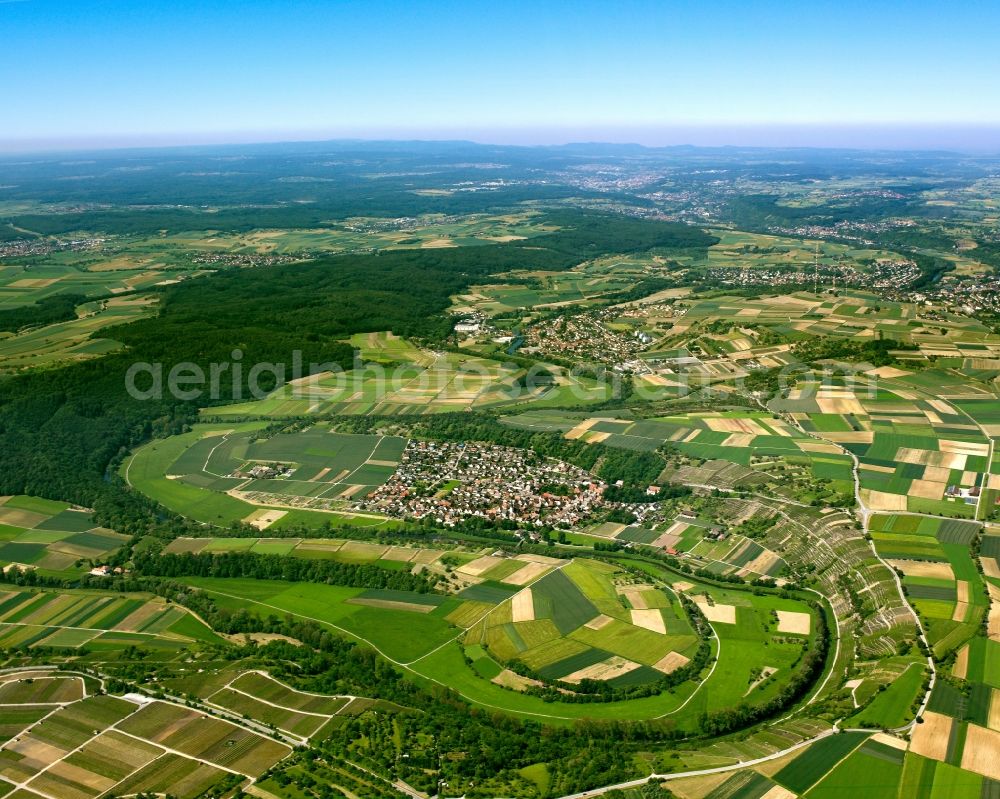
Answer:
458, 555, 504, 576
565, 418, 602, 440
953, 644, 969, 679
515, 553, 564, 566
652, 532, 681, 549
704, 417, 768, 435
961, 724, 1000, 780
909, 710, 952, 761
988, 583, 1000, 641
504, 561, 551, 586
9, 736, 68, 766
116, 603, 163, 632
348, 597, 435, 613
989, 689, 1000, 732
741, 550, 781, 577
630, 608, 666, 634
491, 669, 543, 691
585, 614, 614, 631
511, 589, 535, 623
797, 440, 842, 454
243, 509, 287, 530
621, 588, 648, 610
640, 374, 681, 387
865, 490, 908, 511
10, 277, 60, 288
888, 559, 955, 580
695, 601, 737, 624
928, 399, 957, 415
673, 581, 694, 592
411, 549, 443, 565
721, 433, 755, 448
564, 656, 641, 683
47, 760, 116, 792
652, 651, 690, 674
759, 786, 797, 799
957, 580, 969, 604
981, 557, 1000, 579
872, 732, 909, 751
867, 366, 912, 378
939, 440, 990, 457
895, 447, 967, 470
923, 465, 952, 482
776, 610, 811, 635
817, 397, 866, 414
909, 479, 946, 500
667, 773, 732, 799
861, 463, 897, 474
0, 507, 48, 528
821, 431, 874, 444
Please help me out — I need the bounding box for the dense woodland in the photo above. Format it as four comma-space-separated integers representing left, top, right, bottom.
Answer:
0, 292, 88, 333
132, 550, 442, 592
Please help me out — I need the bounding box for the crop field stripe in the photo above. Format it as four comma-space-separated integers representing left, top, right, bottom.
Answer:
773, 731, 869, 794
0, 591, 35, 617
530, 568, 600, 635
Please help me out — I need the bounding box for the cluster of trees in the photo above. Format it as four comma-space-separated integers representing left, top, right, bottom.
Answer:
0, 292, 88, 333
132, 551, 441, 593
792, 335, 917, 367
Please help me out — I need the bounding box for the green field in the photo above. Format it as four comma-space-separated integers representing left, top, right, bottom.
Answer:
122, 422, 404, 528
0, 496, 128, 575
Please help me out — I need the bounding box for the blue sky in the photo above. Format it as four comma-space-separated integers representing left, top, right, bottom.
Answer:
3, 0, 1000, 149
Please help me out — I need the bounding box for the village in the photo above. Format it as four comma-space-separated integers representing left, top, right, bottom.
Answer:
355, 439, 610, 527
519, 307, 656, 367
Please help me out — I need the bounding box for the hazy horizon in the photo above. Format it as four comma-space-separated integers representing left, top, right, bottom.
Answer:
2, 124, 1000, 156
5, 0, 1000, 155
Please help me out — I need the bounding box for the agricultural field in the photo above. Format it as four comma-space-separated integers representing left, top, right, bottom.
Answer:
451, 271, 636, 315
771, 368, 997, 519
0, 293, 156, 372
680, 229, 903, 275
158, 668, 394, 745
0, 667, 292, 799
0, 495, 128, 576
0, 586, 223, 650
504, 408, 855, 507
122, 422, 408, 527
202, 344, 610, 418
180, 554, 822, 726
